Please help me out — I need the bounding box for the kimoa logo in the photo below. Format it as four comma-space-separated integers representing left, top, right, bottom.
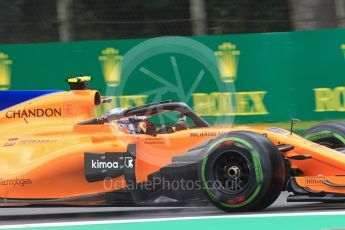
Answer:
5, 108, 62, 119
99, 47, 123, 87
214, 42, 240, 83
0, 52, 12, 90
91, 159, 119, 169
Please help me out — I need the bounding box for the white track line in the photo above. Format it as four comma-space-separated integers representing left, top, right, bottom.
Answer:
1, 211, 345, 229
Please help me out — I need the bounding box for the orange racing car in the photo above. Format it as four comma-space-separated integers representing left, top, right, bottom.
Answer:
1, 76, 345, 212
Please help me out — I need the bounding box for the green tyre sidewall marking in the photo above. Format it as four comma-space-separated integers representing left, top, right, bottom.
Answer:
304, 130, 345, 143
201, 137, 264, 209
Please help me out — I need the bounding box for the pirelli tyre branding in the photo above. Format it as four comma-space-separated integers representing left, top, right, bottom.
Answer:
84, 152, 134, 182
5, 108, 62, 119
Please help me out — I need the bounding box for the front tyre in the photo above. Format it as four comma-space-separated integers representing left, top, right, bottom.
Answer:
200, 131, 286, 212
303, 121, 345, 149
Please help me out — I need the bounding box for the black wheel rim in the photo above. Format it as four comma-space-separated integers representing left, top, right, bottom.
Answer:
213, 150, 252, 195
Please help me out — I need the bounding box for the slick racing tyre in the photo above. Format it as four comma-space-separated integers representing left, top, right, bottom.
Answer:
200, 131, 286, 212
303, 121, 345, 149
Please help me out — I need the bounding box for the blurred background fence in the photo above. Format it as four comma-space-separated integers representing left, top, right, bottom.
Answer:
2, 0, 345, 127
0, 0, 344, 44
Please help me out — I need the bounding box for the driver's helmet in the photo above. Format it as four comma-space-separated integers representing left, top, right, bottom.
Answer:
116, 118, 135, 134
116, 116, 147, 134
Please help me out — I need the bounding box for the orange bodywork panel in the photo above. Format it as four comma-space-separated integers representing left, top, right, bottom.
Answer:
0, 89, 345, 201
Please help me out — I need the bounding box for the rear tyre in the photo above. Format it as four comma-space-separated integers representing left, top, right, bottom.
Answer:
200, 131, 286, 212
303, 121, 345, 149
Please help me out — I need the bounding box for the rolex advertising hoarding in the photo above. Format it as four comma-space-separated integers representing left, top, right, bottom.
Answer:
1, 28, 345, 124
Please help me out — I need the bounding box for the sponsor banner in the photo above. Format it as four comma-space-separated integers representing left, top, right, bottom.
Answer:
84, 152, 134, 182
2, 29, 345, 123
5, 108, 62, 119
305, 176, 325, 186
0, 178, 32, 186
3, 138, 58, 147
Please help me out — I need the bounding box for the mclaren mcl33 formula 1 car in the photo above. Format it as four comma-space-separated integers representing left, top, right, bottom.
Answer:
1, 76, 345, 212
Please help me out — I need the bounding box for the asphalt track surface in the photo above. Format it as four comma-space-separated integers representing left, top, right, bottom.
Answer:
0, 192, 344, 226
